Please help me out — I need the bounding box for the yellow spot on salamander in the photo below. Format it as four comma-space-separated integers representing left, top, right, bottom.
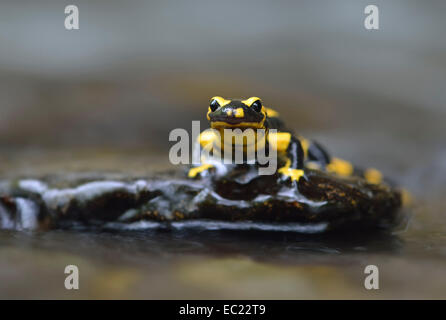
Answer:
207, 107, 211, 120
278, 167, 305, 181
226, 109, 233, 116
268, 132, 291, 152
364, 168, 383, 184
211, 96, 231, 107
278, 159, 304, 181
326, 157, 354, 176
306, 162, 321, 170
211, 121, 265, 129
188, 163, 214, 178
241, 97, 261, 107
265, 107, 279, 118
234, 108, 244, 118
298, 136, 310, 159
199, 130, 218, 148
400, 188, 413, 207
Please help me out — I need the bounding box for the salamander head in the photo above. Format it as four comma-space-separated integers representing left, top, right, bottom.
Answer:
207, 96, 267, 130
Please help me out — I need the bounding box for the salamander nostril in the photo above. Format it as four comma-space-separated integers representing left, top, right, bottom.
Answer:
234, 108, 244, 118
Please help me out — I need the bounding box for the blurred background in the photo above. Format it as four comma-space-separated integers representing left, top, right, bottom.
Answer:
0, 0, 446, 299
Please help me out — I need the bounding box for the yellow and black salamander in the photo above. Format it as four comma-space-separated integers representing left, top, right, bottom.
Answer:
188, 96, 383, 185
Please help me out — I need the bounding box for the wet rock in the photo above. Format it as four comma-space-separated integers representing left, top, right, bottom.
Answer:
0, 165, 404, 233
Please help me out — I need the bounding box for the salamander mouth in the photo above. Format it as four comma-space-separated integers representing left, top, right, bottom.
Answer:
210, 116, 247, 125
209, 116, 264, 129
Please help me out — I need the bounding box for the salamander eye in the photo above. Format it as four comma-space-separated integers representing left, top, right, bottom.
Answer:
210, 99, 220, 112
251, 100, 262, 112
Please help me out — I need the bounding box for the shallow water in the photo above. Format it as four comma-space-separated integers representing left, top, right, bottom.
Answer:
0, 216, 445, 299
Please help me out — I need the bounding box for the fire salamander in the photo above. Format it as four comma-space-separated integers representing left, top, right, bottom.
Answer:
188, 96, 383, 185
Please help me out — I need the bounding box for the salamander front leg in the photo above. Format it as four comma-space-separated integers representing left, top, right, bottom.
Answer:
277, 137, 306, 182
188, 163, 214, 178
